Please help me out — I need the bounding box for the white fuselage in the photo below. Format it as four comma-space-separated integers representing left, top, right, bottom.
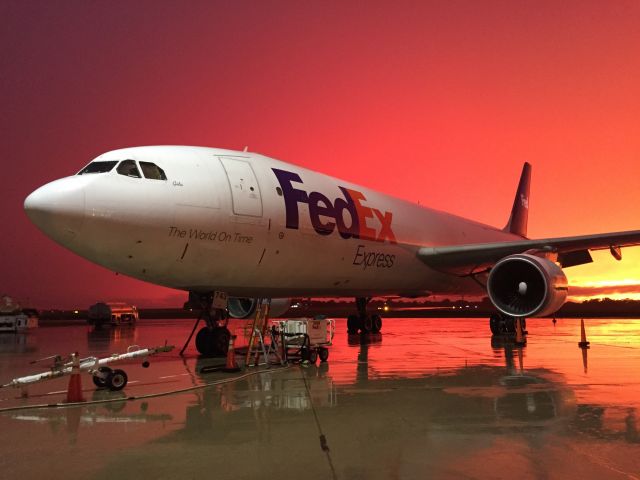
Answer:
25, 146, 522, 298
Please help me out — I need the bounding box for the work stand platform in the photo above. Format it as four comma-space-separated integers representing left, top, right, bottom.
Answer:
240, 317, 335, 367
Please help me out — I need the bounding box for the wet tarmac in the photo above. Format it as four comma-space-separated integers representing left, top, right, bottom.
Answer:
1, 317, 639, 479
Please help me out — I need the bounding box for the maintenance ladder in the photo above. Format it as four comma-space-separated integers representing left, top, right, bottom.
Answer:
244, 299, 283, 367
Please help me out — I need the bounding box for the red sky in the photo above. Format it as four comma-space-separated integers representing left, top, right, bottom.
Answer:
2, 1, 639, 308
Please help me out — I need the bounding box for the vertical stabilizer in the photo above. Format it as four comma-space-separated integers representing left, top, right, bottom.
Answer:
504, 162, 531, 238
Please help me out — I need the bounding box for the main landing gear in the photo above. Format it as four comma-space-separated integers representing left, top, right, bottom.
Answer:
182, 292, 231, 357
489, 312, 526, 336
347, 297, 383, 334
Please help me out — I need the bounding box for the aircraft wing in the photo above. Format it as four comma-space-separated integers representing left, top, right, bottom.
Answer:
417, 230, 640, 275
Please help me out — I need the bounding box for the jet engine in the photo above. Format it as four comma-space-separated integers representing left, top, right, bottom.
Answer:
227, 297, 292, 319
487, 254, 568, 317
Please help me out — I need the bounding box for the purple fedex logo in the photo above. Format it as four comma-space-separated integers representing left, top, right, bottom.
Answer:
272, 168, 397, 244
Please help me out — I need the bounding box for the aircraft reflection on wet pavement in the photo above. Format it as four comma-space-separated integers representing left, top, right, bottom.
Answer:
1, 318, 640, 479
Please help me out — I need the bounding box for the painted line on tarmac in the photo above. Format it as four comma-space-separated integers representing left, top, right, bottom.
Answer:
158, 373, 191, 379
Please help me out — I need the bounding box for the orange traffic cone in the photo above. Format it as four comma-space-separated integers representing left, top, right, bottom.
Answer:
223, 335, 241, 372
515, 318, 526, 345
66, 352, 85, 403
578, 319, 590, 349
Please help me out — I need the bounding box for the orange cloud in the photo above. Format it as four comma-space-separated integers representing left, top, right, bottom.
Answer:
568, 283, 640, 301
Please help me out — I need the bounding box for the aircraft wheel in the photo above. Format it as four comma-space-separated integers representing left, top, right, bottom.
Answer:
347, 314, 359, 334
195, 327, 230, 357
211, 327, 230, 356
504, 316, 516, 334
361, 315, 372, 333
318, 347, 329, 362
489, 314, 503, 335
308, 349, 318, 364
490, 314, 519, 335
371, 314, 382, 333
107, 369, 128, 391
196, 327, 215, 356
92, 366, 112, 388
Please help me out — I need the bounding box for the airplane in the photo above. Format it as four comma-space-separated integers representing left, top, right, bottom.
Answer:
23, 146, 640, 355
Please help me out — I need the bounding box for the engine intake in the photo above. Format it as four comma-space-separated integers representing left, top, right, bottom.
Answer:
487, 254, 568, 317
227, 297, 292, 319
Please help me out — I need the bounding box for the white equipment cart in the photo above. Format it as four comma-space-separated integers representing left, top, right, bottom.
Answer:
276, 317, 334, 363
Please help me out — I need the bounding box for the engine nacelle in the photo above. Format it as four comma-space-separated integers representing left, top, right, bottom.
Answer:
227, 297, 292, 319
487, 254, 568, 317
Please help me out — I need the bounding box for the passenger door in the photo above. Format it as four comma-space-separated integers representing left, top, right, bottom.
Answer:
219, 157, 263, 217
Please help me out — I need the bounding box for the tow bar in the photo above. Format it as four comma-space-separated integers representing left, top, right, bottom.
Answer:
1, 343, 175, 395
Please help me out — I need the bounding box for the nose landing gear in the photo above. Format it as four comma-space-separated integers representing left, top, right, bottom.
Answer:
181, 292, 232, 357
195, 323, 231, 357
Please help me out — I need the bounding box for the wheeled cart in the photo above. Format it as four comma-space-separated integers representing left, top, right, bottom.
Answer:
2, 344, 174, 396
276, 317, 334, 364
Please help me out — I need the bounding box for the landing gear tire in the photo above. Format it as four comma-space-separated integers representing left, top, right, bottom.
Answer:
352, 297, 383, 334
92, 366, 112, 388
347, 314, 359, 334
489, 314, 503, 335
107, 369, 128, 391
318, 347, 329, 362
195, 327, 231, 357
213, 327, 230, 355
361, 315, 373, 333
371, 314, 382, 334
504, 316, 516, 334
196, 328, 214, 356
489, 314, 525, 335
308, 349, 318, 364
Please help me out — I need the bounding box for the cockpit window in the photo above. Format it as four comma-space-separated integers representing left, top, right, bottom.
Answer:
77, 160, 118, 175
139, 161, 167, 180
116, 160, 141, 178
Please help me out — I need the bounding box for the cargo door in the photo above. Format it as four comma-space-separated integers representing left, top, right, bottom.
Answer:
219, 157, 263, 217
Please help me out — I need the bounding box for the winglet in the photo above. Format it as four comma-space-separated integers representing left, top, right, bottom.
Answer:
504, 162, 531, 238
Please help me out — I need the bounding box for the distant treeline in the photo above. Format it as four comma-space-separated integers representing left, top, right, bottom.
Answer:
38, 297, 640, 320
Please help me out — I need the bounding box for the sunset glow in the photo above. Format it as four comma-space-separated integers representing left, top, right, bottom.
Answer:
2, 1, 639, 308
566, 250, 640, 301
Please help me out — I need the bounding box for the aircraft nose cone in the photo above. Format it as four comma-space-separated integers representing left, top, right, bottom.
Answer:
24, 178, 86, 241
